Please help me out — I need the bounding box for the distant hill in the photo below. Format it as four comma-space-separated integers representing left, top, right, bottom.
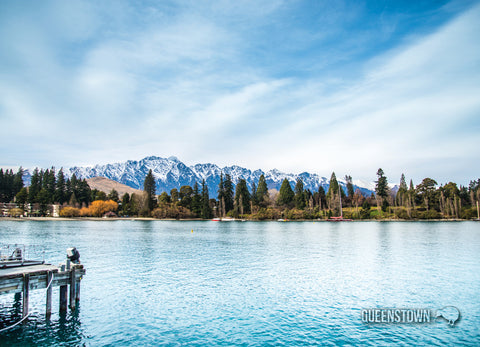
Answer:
86, 177, 143, 196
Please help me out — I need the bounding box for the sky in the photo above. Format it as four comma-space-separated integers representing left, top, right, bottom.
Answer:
0, 0, 479, 186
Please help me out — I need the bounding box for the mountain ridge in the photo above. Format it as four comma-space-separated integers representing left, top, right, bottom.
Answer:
66, 156, 375, 197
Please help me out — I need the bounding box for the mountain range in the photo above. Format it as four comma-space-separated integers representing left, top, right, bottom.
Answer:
63, 156, 375, 197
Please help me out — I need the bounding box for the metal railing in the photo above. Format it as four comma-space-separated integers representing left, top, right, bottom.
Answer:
0, 244, 45, 266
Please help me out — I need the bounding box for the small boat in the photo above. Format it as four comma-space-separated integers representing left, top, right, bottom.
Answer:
327, 216, 353, 222
277, 219, 288, 222
211, 217, 236, 222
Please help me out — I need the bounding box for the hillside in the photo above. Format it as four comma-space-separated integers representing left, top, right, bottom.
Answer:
86, 177, 143, 196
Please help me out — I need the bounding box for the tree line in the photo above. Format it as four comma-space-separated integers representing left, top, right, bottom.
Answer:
1, 167, 479, 220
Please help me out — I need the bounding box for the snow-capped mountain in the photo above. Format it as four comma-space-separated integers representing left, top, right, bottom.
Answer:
67, 156, 374, 197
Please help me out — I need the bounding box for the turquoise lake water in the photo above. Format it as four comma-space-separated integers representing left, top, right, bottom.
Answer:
0, 220, 479, 346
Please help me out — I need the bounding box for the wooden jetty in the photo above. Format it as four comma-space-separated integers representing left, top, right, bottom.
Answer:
0, 248, 85, 323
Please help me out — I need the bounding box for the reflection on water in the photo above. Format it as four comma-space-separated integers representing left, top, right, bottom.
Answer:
0, 302, 84, 346
0, 220, 479, 345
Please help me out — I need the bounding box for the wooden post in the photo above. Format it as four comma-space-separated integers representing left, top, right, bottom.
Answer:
60, 285, 68, 311
23, 273, 29, 319
46, 271, 53, 317
75, 279, 81, 302
60, 263, 67, 311
69, 267, 76, 310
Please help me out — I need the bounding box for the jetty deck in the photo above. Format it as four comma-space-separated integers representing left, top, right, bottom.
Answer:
0, 261, 85, 320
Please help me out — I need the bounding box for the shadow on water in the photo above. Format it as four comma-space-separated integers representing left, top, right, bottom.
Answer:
0, 298, 86, 346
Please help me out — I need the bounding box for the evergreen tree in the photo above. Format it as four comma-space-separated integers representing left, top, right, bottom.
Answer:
256, 174, 268, 206
121, 193, 131, 216
28, 168, 42, 203
396, 173, 408, 207
416, 178, 438, 210
375, 168, 389, 207
13, 167, 24, 198
107, 189, 120, 203
43, 168, 56, 203
277, 178, 294, 207
234, 179, 251, 214
37, 188, 50, 216
191, 182, 202, 215
217, 173, 225, 216
55, 169, 67, 204
251, 181, 258, 206
143, 169, 156, 212
326, 172, 340, 201
170, 188, 179, 204
201, 179, 212, 219
294, 178, 306, 209
317, 186, 327, 210
345, 175, 354, 200
179, 185, 193, 209
223, 174, 234, 213
15, 187, 28, 210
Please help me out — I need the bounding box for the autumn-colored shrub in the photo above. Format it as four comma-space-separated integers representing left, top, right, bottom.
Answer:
59, 207, 81, 217
80, 200, 119, 217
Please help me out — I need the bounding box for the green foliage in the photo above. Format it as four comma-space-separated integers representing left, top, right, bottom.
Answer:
360, 200, 371, 219
107, 189, 119, 203
345, 175, 354, 199
15, 187, 28, 209
277, 179, 294, 207
256, 174, 269, 206
234, 179, 251, 215
294, 178, 306, 209
143, 169, 156, 212
223, 174, 234, 213
375, 168, 389, 199
201, 179, 213, 219
191, 183, 202, 215
179, 185, 193, 209
326, 172, 339, 200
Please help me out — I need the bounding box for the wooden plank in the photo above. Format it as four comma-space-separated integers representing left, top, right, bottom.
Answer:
22, 273, 29, 318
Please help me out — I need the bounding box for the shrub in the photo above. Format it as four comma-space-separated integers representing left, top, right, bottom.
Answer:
59, 207, 81, 217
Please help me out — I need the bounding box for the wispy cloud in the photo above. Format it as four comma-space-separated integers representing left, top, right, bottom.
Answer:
0, 0, 478, 184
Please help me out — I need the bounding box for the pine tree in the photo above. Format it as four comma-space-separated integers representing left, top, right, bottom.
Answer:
326, 172, 339, 201
179, 185, 193, 209
345, 175, 354, 199
217, 173, 225, 216
191, 182, 202, 215
201, 179, 212, 219
294, 178, 306, 209
28, 168, 41, 203
55, 169, 67, 204
396, 173, 408, 207
317, 186, 326, 210
108, 189, 120, 203
234, 179, 251, 214
13, 167, 24, 198
256, 174, 268, 206
277, 178, 294, 207
375, 168, 389, 211
223, 174, 234, 213
143, 169, 156, 212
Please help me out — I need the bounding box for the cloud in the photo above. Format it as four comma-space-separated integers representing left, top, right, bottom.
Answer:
0, 1, 478, 185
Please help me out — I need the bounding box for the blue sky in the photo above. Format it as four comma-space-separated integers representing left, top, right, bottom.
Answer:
0, 0, 479, 185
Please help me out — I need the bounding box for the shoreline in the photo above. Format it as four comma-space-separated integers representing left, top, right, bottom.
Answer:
0, 217, 474, 222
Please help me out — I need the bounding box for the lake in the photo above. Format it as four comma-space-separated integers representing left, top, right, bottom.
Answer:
1, 220, 479, 346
